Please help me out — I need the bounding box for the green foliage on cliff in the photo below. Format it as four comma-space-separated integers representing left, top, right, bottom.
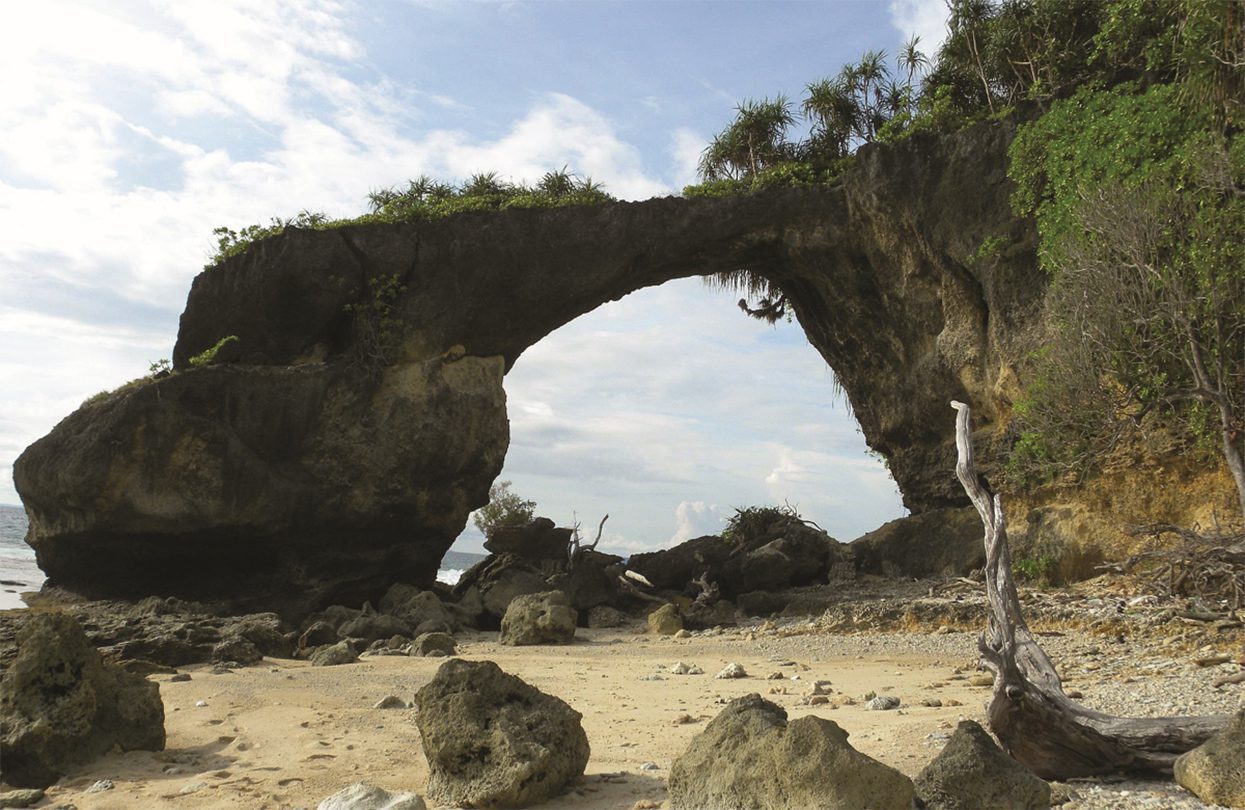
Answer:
1001, 2, 1245, 513
205, 169, 614, 270
188, 335, 240, 367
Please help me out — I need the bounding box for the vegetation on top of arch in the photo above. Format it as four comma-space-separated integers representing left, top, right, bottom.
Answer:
205, 168, 615, 270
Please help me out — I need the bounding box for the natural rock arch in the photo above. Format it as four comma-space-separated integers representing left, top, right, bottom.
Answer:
15, 117, 1042, 617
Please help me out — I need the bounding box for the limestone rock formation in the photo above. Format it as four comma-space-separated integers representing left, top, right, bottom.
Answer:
409, 631, 456, 657
414, 659, 589, 808
0, 613, 165, 788
914, 720, 1050, 809
668, 694, 915, 809
1174, 709, 1245, 808
16, 116, 1044, 612
499, 590, 577, 645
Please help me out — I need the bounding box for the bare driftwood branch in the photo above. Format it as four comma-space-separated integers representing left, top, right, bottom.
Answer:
567, 514, 609, 569
951, 400, 1230, 779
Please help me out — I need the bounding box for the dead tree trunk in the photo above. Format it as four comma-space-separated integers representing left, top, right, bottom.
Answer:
951, 400, 1230, 779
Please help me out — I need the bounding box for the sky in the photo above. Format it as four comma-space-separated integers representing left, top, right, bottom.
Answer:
0, 0, 950, 558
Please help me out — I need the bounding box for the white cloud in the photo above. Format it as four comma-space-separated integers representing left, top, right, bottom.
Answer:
888, 0, 950, 58
670, 128, 704, 191
670, 500, 724, 544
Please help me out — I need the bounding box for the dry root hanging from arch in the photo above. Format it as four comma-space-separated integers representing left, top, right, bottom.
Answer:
950, 400, 1231, 779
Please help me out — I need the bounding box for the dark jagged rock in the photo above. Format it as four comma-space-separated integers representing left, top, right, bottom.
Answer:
0, 613, 165, 788
415, 659, 589, 808
851, 507, 985, 579
16, 117, 1042, 611
484, 517, 572, 562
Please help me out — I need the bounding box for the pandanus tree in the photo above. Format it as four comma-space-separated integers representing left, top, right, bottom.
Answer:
697, 96, 796, 181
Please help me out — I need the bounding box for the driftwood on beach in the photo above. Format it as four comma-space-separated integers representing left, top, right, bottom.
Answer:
950, 400, 1231, 779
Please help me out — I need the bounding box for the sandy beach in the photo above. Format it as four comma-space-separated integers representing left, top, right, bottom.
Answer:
21, 610, 1243, 810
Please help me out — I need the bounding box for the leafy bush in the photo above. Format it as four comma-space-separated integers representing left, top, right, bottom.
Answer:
472, 480, 537, 536
721, 503, 803, 544
188, 335, 240, 368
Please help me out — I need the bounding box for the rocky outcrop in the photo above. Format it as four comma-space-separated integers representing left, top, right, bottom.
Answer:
915, 720, 1050, 809
414, 659, 589, 808
16, 116, 1045, 611
0, 613, 165, 788
484, 517, 571, 562
668, 694, 915, 809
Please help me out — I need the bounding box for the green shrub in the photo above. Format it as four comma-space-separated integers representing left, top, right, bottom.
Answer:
188, 335, 239, 367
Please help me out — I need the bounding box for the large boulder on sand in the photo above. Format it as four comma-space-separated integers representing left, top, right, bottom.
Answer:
1174, 709, 1245, 808
454, 553, 550, 625
414, 659, 589, 808
914, 720, 1050, 809
0, 613, 165, 788
499, 591, 577, 646
669, 694, 914, 809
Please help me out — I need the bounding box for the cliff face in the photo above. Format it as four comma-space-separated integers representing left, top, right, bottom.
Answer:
16, 116, 1047, 613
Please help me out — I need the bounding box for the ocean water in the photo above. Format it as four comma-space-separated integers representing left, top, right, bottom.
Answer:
0, 504, 42, 610
0, 504, 482, 609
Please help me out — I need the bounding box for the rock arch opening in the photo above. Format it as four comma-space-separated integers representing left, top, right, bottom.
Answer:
459, 276, 905, 558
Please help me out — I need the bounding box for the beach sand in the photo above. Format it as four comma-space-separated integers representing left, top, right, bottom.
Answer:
21, 617, 1243, 810
33, 626, 991, 809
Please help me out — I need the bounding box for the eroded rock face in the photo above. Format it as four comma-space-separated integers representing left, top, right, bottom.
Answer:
668, 694, 915, 809
1174, 709, 1245, 808
414, 659, 589, 808
0, 613, 165, 788
16, 116, 1044, 612
16, 356, 507, 617
499, 590, 577, 646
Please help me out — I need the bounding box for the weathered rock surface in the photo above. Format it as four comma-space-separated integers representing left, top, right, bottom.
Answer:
454, 553, 551, 626
378, 584, 456, 633
669, 694, 915, 809
0, 613, 165, 788
648, 603, 683, 635
16, 116, 1047, 610
410, 632, 456, 657
1174, 709, 1245, 808
499, 590, 577, 646
310, 640, 358, 667
851, 507, 985, 579
484, 517, 571, 562
414, 659, 589, 808
317, 782, 426, 810
914, 720, 1050, 809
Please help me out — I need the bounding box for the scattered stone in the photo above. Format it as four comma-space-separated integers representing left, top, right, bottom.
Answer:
1174, 708, 1245, 808
409, 632, 457, 657
915, 720, 1050, 809
310, 641, 358, 667
373, 695, 407, 710
866, 695, 901, 711
119, 659, 178, 676
639, 674, 665, 681
0, 614, 165, 789
633, 801, 661, 810
674, 714, 696, 725
380, 584, 457, 633
340, 614, 413, 643
170, 673, 192, 682
299, 621, 341, 650
211, 636, 262, 666
587, 605, 629, 629
499, 591, 577, 646
317, 781, 426, 810
178, 781, 208, 795
673, 628, 692, 639
808, 696, 830, 706
767, 671, 784, 680
1049, 782, 1081, 806
670, 662, 704, 676
716, 663, 747, 679
85, 780, 114, 793
648, 604, 683, 636
0, 789, 45, 808
921, 698, 943, 708
669, 694, 915, 809
968, 673, 994, 687
809, 680, 833, 695
1196, 653, 1232, 667
414, 659, 589, 808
